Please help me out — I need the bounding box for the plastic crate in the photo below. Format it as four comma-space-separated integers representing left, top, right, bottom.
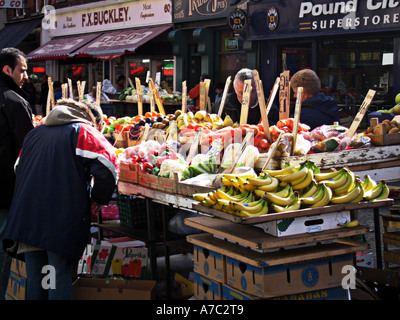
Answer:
117, 194, 177, 229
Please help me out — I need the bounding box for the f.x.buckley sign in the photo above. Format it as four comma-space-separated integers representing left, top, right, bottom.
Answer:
49, 0, 171, 37
248, 0, 400, 40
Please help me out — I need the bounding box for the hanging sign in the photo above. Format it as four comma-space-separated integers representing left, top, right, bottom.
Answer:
227, 9, 247, 32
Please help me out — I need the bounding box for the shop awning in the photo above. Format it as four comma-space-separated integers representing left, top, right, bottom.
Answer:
26, 33, 103, 61
75, 25, 172, 60
0, 19, 41, 50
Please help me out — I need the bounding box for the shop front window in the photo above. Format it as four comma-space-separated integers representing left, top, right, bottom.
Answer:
127, 59, 149, 85
318, 39, 393, 117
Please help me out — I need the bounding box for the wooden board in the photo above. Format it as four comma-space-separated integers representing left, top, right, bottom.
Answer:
255, 145, 400, 171
184, 215, 368, 251
186, 233, 368, 268
191, 199, 393, 224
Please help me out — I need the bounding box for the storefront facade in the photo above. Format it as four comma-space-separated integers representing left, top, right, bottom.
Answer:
171, 0, 257, 93
27, 0, 174, 92
247, 0, 400, 118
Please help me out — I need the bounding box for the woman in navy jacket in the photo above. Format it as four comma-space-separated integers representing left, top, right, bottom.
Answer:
3, 98, 119, 300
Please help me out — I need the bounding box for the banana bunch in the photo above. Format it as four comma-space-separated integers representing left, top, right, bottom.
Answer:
363, 179, 390, 201
194, 186, 269, 217
270, 191, 301, 212
194, 161, 390, 216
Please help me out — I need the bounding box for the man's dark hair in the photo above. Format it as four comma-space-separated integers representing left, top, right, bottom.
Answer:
0, 47, 26, 71
53, 80, 62, 89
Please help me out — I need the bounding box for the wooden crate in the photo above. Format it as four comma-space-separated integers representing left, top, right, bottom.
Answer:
368, 133, 400, 146
118, 163, 139, 184
381, 212, 400, 268
176, 181, 214, 196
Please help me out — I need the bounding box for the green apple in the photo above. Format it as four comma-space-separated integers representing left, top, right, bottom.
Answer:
396, 93, 400, 105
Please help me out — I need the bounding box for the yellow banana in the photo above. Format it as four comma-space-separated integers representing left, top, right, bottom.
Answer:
310, 183, 332, 208
264, 188, 295, 206
215, 189, 248, 202
333, 169, 355, 196
362, 174, 377, 192
363, 180, 384, 200
221, 177, 233, 187
338, 219, 359, 228
270, 192, 301, 213
371, 180, 390, 200
269, 184, 294, 198
330, 179, 363, 204
263, 163, 296, 177
246, 173, 275, 187
314, 169, 341, 181
256, 177, 279, 192
320, 169, 348, 189
193, 192, 209, 201
292, 168, 314, 190
236, 177, 257, 191
202, 196, 217, 206
237, 199, 269, 217
300, 180, 319, 198
232, 198, 267, 213
222, 172, 257, 180
299, 183, 325, 206
279, 165, 308, 182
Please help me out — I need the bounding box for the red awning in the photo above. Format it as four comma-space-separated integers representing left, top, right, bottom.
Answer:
75, 25, 171, 60
26, 33, 103, 61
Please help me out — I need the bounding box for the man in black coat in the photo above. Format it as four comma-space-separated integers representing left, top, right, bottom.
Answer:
212, 68, 279, 126
0, 47, 33, 299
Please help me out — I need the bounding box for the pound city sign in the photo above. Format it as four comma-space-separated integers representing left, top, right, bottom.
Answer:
0, 0, 22, 9
248, 0, 400, 39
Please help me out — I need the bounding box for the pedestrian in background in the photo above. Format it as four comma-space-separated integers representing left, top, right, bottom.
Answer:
115, 74, 126, 92
53, 80, 62, 102
290, 69, 339, 130
22, 75, 37, 114
0, 47, 34, 299
3, 98, 119, 300
212, 68, 279, 125
188, 73, 209, 112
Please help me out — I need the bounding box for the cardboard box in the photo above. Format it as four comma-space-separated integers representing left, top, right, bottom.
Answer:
255, 211, 351, 237
226, 253, 353, 298
368, 132, 400, 146
7, 271, 27, 300
138, 171, 159, 189
158, 175, 177, 193
193, 245, 225, 283
72, 278, 156, 300
222, 284, 348, 300
79, 238, 148, 277
7, 258, 27, 300
193, 272, 222, 300
119, 162, 139, 184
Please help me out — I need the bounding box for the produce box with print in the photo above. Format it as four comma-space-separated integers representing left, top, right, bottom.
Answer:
119, 162, 140, 184
7, 258, 27, 300
193, 245, 225, 283
72, 277, 156, 300
255, 211, 351, 237
193, 272, 222, 300
87, 238, 148, 277
226, 253, 352, 298
221, 284, 348, 300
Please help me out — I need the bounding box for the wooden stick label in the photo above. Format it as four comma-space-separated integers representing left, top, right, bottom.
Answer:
218, 76, 231, 117
186, 128, 203, 163
346, 89, 376, 138
181, 80, 187, 113
96, 82, 102, 106
291, 87, 303, 156
135, 77, 143, 116
199, 82, 206, 111
279, 70, 290, 120
239, 79, 252, 125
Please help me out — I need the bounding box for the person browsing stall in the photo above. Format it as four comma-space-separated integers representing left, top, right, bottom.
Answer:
212, 68, 279, 125
3, 98, 119, 300
290, 69, 339, 130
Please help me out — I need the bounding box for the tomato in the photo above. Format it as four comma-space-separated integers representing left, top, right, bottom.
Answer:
259, 138, 270, 150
